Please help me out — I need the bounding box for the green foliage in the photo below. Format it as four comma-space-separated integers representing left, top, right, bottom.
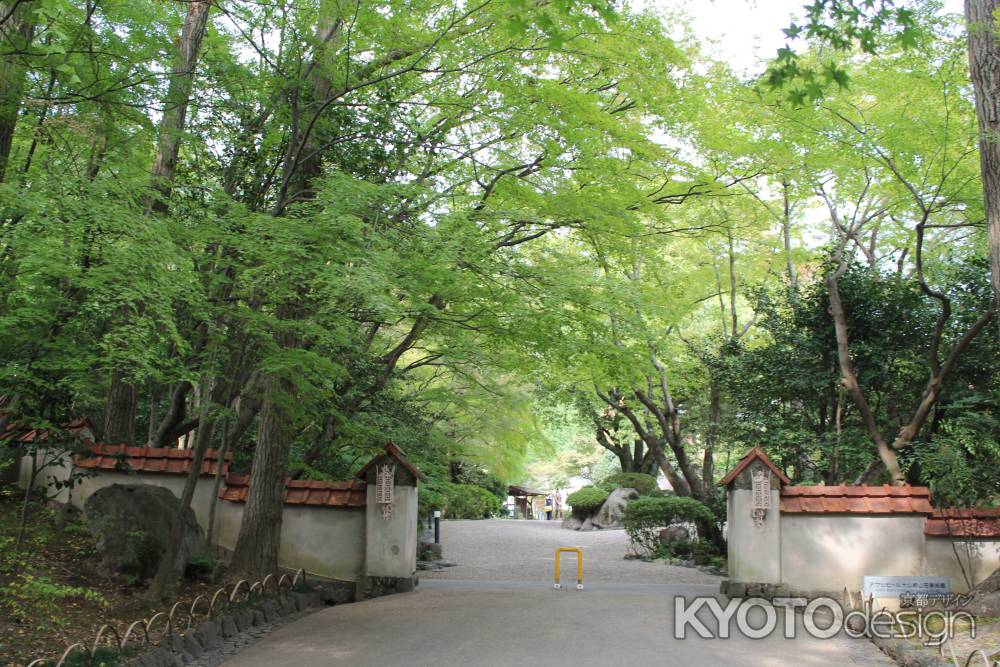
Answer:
421, 481, 503, 519
654, 537, 723, 566
566, 486, 609, 513
598, 472, 659, 496
623, 496, 716, 557
0, 574, 107, 628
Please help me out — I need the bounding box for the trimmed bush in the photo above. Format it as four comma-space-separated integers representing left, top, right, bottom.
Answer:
420, 481, 502, 519
566, 485, 609, 513
623, 496, 716, 557
598, 472, 659, 496
443, 484, 502, 519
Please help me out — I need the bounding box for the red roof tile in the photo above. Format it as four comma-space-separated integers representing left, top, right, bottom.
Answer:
219, 475, 366, 508
355, 442, 421, 481
1, 417, 97, 444
779, 485, 933, 514
75, 444, 230, 477
925, 508, 1000, 538
719, 447, 791, 487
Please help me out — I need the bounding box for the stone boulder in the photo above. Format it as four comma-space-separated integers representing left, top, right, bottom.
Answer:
591, 487, 639, 529
84, 483, 209, 579
561, 513, 584, 531
658, 524, 690, 546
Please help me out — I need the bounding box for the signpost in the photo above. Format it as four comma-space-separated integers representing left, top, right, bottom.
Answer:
862, 576, 950, 599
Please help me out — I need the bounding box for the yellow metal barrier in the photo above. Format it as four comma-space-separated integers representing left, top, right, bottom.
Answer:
553, 547, 584, 590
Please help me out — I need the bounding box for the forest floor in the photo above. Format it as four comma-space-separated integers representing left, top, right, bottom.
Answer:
0, 485, 222, 667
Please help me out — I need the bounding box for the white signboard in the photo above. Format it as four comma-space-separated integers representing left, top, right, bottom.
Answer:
862, 576, 950, 599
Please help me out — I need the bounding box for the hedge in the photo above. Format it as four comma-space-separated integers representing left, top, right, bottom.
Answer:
419, 481, 502, 519
598, 472, 659, 496
622, 496, 716, 556
566, 485, 609, 513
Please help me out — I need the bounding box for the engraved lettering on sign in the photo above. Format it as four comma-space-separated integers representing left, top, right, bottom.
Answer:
751, 468, 770, 527
377, 463, 395, 520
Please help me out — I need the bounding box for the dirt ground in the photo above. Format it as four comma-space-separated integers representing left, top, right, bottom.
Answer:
0, 487, 223, 666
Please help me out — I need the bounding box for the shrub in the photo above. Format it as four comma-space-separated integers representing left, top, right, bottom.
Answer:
420, 479, 504, 519
598, 472, 659, 496
566, 485, 609, 514
623, 496, 716, 557
442, 483, 503, 519
655, 537, 722, 565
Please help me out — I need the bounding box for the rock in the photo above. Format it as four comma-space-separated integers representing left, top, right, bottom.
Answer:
579, 516, 594, 531
658, 525, 689, 545
182, 632, 203, 658
252, 609, 265, 626
194, 619, 219, 648
591, 488, 639, 529
278, 596, 297, 615
220, 615, 238, 638
561, 514, 584, 531
727, 581, 747, 598
234, 609, 253, 632
318, 582, 353, 605
719, 580, 729, 595
83, 484, 209, 579
746, 583, 764, 598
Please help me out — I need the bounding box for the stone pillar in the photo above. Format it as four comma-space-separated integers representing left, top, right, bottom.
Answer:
721, 449, 788, 586
359, 445, 420, 598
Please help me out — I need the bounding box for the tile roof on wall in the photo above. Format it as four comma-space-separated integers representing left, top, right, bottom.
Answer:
75, 444, 230, 477
718, 447, 791, 487
355, 442, 421, 481
780, 485, 933, 514
2, 417, 96, 444
925, 508, 1000, 538
219, 476, 367, 508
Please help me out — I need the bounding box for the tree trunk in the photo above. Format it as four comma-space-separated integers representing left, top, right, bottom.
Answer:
228, 372, 294, 578
147, 0, 214, 213
781, 177, 798, 294
0, 1, 36, 182
150, 381, 192, 447
145, 377, 217, 600
826, 269, 905, 484
104, 371, 138, 444
104, 0, 213, 440
964, 0, 1000, 336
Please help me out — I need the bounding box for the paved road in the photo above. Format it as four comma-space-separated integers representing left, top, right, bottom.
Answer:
221, 580, 895, 667
421, 519, 721, 584
220, 520, 897, 666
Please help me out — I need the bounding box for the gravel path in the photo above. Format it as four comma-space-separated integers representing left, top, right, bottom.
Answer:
421, 519, 722, 585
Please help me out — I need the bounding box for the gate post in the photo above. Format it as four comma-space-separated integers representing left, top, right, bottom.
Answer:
356, 444, 421, 598
719, 448, 789, 585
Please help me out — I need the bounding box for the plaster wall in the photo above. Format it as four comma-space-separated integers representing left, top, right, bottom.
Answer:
780, 514, 927, 592
727, 488, 782, 583
925, 538, 1000, 592
365, 485, 417, 579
